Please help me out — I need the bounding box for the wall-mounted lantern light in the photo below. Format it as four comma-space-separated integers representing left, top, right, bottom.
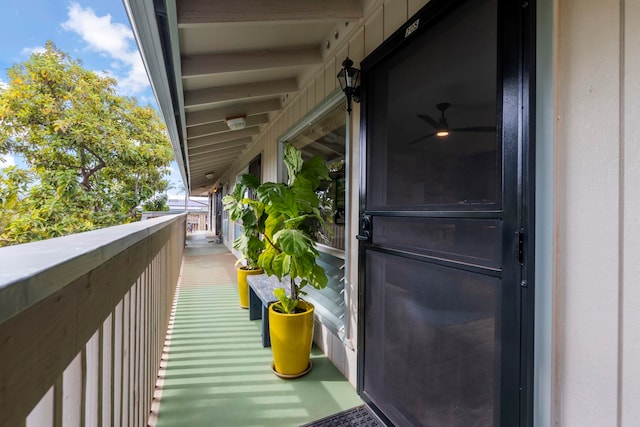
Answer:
337, 57, 361, 114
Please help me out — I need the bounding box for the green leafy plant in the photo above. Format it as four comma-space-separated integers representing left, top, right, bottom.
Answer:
222, 174, 265, 270
255, 143, 330, 314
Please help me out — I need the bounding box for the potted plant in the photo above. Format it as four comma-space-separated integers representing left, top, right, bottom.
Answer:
222, 174, 266, 308
254, 143, 330, 378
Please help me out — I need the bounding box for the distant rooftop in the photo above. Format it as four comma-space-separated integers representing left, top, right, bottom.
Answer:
165, 195, 208, 212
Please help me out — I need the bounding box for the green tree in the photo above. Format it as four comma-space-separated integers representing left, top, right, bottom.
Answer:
142, 194, 170, 212
0, 42, 173, 247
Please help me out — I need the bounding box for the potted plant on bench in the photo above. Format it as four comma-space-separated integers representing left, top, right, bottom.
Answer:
222, 174, 266, 308
254, 143, 330, 378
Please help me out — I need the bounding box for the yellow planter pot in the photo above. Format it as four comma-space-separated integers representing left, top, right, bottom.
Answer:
269, 300, 314, 378
236, 267, 263, 308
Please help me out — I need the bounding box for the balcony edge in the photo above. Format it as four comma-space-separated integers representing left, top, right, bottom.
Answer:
0, 214, 186, 323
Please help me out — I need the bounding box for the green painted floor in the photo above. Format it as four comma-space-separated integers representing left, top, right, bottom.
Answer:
154, 232, 363, 427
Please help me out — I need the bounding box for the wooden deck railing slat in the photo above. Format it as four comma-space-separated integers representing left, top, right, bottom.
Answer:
101, 314, 112, 427
85, 332, 100, 425
0, 215, 185, 426
113, 300, 123, 427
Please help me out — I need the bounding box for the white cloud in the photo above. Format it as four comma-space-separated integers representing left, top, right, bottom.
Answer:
0, 79, 7, 91
20, 46, 46, 56
0, 154, 16, 169
62, 3, 149, 95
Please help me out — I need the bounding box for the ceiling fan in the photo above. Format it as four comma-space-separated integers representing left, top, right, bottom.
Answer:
409, 102, 496, 145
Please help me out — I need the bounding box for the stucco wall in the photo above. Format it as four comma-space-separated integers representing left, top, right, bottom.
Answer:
554, 0, 640, 425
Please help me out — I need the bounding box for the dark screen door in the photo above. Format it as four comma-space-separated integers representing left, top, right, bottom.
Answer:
357, 0, 533, 425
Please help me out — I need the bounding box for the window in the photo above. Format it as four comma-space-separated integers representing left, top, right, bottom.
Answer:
285, 100, 347, 251
279, 92, 348, 336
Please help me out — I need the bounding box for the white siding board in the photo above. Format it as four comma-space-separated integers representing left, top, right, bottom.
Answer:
315, 71, 325, 109
622, 1, 640, 425
555, 0, 621, 425
383, 0, 407, 39
307, 80, 316, 112
365, 6, 384, 57
349, 27, 365, 66
324, 57, 337, 97
408, 0, 429, 17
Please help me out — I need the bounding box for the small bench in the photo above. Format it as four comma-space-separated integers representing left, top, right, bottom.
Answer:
247, 274, 289, 347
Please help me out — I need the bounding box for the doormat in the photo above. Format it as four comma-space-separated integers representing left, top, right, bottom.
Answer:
300, 405, 385, 427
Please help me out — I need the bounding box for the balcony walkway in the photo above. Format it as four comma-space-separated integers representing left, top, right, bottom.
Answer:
150, 231, 363, 426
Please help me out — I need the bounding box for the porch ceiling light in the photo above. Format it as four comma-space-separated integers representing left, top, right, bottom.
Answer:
435, 102, 450, 137
225, 115, 246, 131
337, 57, 361, 114
205, 172, 214, 179
436, 120, 449, 137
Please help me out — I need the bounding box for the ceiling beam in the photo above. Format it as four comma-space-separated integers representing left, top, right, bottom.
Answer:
182, 47, 321, 78
184, 78, 297, 108
187, 114, 269, 140
189, 152, 246, 167
187, 121, 230, 139
188, 138, 251, 157
186, 98, 281, 127
182, 98, 282, 127
187, 128, 259, 149
190, 156, 242, 171
189, 156, 241, 169
188, 153, 246, 168
296, 135, 345, 157
190, 153, 246, 166
188, 138, 252, 157
177, 0, 362, 25
191, 167, 235, 179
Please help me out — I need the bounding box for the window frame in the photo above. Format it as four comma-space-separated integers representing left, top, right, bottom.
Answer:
277, 89, 352, 339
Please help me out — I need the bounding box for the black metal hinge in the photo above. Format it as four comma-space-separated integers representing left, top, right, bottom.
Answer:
515, 229, 525, 265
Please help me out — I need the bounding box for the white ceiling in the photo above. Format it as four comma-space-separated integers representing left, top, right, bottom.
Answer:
129, 0, 364, 194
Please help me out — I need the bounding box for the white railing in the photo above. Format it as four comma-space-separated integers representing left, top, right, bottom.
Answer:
0, 214, 186, 427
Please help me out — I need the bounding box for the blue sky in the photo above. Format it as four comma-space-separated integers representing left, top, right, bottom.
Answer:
0, 0, 184, 193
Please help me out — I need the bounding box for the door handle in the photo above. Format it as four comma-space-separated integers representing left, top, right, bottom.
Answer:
356, 215, 372, 243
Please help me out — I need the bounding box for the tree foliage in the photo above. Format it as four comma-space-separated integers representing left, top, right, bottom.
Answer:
0, 42, 173, 246
142, 194, 170, 212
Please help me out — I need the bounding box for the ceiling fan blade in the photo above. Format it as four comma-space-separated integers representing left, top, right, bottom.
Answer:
408, 132, 436, 145
416, 114, 438, 129
450, 126, 496, 133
